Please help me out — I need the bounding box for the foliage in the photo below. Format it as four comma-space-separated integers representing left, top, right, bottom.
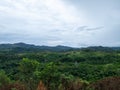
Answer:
19, 58, 40, 90
0, 48, 120, 90
0, 70, 11, 87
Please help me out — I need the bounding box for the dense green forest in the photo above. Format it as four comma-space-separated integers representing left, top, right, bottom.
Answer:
0, 43, 120, 90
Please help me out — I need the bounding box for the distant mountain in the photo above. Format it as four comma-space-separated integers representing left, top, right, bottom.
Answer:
82, 46, 120, 51
0, 43, 120, 53
111, 47, 120, 50
0, 42, 75, 53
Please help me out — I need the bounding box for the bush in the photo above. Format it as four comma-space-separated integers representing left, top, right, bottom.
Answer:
0, 70, 10, 88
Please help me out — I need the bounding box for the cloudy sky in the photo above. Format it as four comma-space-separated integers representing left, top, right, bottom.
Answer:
0, 0, 120, 47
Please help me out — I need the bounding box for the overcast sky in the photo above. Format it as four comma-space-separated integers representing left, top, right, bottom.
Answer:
0, 0, 120, 47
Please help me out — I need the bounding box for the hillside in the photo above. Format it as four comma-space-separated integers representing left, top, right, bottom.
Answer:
0, 43, 120, 90
0, 42, 74, 52
0, 43, 120, 53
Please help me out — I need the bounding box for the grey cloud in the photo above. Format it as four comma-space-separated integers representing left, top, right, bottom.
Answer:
86, 27, 104, 31
0, 25, 5, 29
0, 0, 120, 47
75, 26, 104, 32
0, 31, 62, 45
65, 0, 120, 25
75, 26, 87, 31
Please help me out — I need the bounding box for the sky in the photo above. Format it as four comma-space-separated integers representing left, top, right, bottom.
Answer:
0, 0, 120, 47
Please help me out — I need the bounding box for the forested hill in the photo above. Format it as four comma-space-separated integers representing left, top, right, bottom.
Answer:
82, 46, 120, 52
0, 42, 75, 52
0, 42, 120, 53
0, 43, 120, 90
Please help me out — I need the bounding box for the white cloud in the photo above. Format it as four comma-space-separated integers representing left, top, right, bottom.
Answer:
0, 0, 82, 33
0, 0, 120, 47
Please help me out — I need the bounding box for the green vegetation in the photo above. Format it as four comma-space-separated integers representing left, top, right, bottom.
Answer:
0, 45, 120, 90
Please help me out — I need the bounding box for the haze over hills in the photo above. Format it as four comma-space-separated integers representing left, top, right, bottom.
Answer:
0, 42, 120, 53
0, 42, 75, 52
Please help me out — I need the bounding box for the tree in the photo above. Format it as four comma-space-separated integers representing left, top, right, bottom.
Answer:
38, 62, 61, 90
0, 70, 11, 89
19, 58, 40, 90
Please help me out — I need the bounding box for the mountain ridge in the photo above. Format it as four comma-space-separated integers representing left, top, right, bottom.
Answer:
0, 42, 75, 52
0, 42, 120, 53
